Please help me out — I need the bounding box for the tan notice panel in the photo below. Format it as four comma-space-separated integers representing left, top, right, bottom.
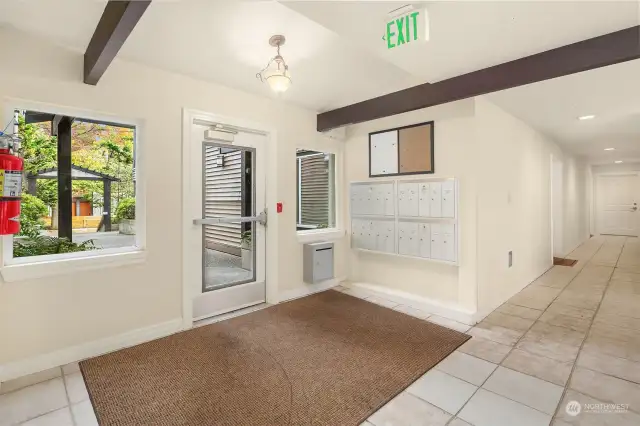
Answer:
398, 124, 433, 173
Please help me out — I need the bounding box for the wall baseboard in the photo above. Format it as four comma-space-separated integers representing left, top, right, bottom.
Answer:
349, 282, 477, 325
278, 277, 345, 303
0, 318, 183, 382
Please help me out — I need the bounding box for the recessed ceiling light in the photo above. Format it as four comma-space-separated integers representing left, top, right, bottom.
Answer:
615, 161, 623, 164
578, 115, 595, 120
604, 148, 615, 151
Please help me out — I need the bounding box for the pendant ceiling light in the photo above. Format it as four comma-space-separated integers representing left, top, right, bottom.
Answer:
256, 35, 291, 93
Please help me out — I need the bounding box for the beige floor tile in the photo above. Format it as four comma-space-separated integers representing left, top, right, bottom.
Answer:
599, 292, 640, 319
582, 336, 640, 363
458, 389, 551, 426
482, 312, 535, 332
538, 310, 592, 333
71, 400, 99, 426
0, 378, 68, 426
593, 312, 640, 330
64, 372, 89, 405
516, 322, 584, 363
555, 389, 640, 426
435, 351, 497, 386
407, 370, 477, 414
61, 363, 80, 376
517, 286, 563, 301
495, 303, 543, 320
467, 323, 523, 346
570, 367, 640, 413
615, 265, 640, 274
578, 265, 614, 281
0, 368, 61, 395
392, 305, 431, 319
482, 366, 564, 414
448, 418, 472, 426
608, 280, 640, 295
589, 323, 640, 347
612, 269, 640, 282
426, 315, 470, 333
339, 287, 374, 300
458, 337, 512, 364
365, 295, 400, 308
508, 294, 554, 311
553, 290, 603, 311
545, 303, 595, 320
577, 349, 640, 384
21, 407, 74, 426
502, 348, 574, 386
368, 392, 452, 426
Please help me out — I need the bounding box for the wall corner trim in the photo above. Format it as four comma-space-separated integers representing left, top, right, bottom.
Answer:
0, 318, 183, 382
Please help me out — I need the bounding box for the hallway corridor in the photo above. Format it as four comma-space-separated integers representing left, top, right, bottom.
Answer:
344, 236, 640, 425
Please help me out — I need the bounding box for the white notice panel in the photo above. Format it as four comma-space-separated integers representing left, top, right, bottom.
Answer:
370, 131, 399, 176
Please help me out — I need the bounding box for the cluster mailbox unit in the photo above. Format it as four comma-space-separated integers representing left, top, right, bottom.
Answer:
350, 178, 459, 264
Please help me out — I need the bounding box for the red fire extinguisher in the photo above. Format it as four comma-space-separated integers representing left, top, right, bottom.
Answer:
0, 132, 23, 235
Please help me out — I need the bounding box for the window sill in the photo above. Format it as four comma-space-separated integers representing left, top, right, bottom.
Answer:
296, 229, 345, 244
0, 249, 147, 283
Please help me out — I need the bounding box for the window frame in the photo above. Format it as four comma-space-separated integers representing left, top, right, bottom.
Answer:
0, 99, 146, 281
295, 146, 344, 244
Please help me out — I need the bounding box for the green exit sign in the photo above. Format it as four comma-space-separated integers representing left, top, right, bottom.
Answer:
385, 9, 428, 49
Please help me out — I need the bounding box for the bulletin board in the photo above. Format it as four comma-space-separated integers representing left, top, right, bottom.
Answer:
369, 121, 434, 177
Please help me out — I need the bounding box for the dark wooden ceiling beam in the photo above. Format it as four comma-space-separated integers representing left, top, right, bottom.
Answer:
317, 25, 640, 131
84, 0, 151, 85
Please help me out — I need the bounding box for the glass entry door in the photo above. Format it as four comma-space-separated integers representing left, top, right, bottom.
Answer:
191, 131, 266, 320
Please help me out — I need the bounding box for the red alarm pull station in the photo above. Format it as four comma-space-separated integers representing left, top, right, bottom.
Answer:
276, 202, 283, 213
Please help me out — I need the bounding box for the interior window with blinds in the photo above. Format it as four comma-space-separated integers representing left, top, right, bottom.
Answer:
296, 149, 336, 231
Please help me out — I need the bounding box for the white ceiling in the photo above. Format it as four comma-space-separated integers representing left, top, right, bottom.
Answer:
487, 59, 640, 165
1, 0, 639, 164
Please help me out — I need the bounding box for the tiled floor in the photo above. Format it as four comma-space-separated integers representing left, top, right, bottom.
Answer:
1, 236, 638, 425
340, 236, 640, 426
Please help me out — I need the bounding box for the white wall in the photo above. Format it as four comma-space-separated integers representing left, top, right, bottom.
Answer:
474, 98, 590, 313
342, 97, 591, 319
344, 100, 479, 314
0, 27, 347, 367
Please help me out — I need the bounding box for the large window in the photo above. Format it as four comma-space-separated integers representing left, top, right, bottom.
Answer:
5, 108, 139, 263
296, 149, 336, 231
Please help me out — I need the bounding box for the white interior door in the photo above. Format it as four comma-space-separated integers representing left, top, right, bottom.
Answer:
596, 173, 639, 236
187, 118, 267, 321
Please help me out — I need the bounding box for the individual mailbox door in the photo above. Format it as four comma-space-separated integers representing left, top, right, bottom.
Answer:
430, 223, 443, 259
370, 184, 384, 216
398, 182, 419, 217
418, 183, 431, 217
398, 221, 419, 257
373, 220, 395, 253
442, 229, 456, 262
442, 180, 455, 218
430, 182, 442, 217
381, 183, 395, 216
418, 223, 431, 258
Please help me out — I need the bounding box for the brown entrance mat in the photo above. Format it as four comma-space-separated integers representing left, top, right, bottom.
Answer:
80, 290, 470, 426
554, 257, 578, 266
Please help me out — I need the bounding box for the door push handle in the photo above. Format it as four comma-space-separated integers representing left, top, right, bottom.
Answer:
194, 210, 267, 226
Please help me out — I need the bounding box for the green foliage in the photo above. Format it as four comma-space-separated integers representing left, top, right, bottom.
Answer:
18, 115, 135, 209
240, 230, 252, 248
13, 236, 97, 258
115, 197, 135, 221
18, 194, 48, 238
